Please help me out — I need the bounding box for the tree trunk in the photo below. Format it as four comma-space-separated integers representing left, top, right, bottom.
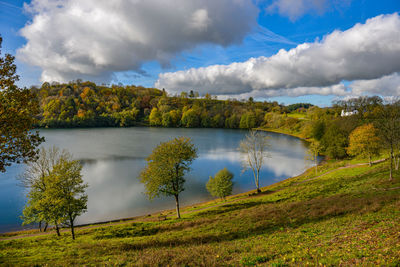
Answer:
55, 222, 60, 236
70, 215, 75, 240
39, 221, 42, 232
369, 155, 372, 167
315, 157, 318, 175
256, 171, 261, 193
44, 222, 48, 232
174, 194, 181, 219
389, 146, 393, 181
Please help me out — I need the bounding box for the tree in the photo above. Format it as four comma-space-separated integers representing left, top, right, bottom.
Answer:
149, 107, 162, 126
239, 130, 270, 193
181, 109, 199, 128
20, 146, 70, 232
306, 140, 321, 174
45, 158, 88, 240
0, 36, 43, 172
320, 123, 348, 159
206, 168, 234, 200
20, 147, 87, 239
374, 102, 400, 180
139, 137, 197, 218
347, 123, 381, 166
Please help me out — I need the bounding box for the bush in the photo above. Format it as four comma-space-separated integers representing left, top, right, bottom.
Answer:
206, 168, 234, 200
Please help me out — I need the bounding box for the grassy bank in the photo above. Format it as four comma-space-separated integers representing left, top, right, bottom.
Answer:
1, 158, 399, 266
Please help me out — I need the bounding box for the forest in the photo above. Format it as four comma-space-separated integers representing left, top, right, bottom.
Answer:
31, 80, 310, 129
31, 81, 395, 162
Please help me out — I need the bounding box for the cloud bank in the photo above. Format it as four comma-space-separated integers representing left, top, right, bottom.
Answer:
156, 13, 400, 97
350, 72, 400, 96
17, 0, 258, 83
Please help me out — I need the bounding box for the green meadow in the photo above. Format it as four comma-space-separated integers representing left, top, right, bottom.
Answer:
1, 157, 399, 266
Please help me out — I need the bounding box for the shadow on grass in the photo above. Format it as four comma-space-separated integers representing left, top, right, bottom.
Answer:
93, 218, 216, 240
117, 192, 400, 251
192, 200, 265, 218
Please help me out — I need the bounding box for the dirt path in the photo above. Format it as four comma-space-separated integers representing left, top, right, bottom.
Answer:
0, 158, 387, 241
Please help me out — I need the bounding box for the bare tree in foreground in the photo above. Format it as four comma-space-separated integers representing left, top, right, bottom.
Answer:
239, 130, 270, 193
374, 101, 400, 181
307, 140, 321, 175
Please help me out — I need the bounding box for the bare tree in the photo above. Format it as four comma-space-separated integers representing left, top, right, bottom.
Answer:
306, 140, 321, 175
239, 130, 270, 193
374, 100, 400, 181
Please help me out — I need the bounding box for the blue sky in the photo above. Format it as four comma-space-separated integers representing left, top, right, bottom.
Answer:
1, 0, 400, 106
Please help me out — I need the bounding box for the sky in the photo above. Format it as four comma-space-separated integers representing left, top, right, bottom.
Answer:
0, 0, 399, 106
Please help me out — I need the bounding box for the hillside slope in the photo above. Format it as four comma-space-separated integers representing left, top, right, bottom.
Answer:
1, 159, 399, 266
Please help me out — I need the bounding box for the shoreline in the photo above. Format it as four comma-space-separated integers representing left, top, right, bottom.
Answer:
1, 164, 319, 237
1, 128, 311, 236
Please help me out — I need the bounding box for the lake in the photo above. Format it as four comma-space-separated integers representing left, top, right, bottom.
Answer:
0, 127, 315, 233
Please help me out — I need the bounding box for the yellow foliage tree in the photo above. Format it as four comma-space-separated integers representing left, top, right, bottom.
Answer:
347, 123, 381, 166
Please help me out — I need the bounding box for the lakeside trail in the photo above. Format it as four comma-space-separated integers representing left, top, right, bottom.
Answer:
1, 158, 386, 242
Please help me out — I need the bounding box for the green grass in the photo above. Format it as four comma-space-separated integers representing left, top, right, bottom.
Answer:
1, 159, 399, 266
286, 112, 309, 120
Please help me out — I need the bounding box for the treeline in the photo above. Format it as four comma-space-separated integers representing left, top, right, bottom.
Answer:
263, 96, 400, 166
31, 80, 313, 128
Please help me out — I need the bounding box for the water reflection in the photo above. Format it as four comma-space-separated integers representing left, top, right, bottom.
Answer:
0, 128, 316, 232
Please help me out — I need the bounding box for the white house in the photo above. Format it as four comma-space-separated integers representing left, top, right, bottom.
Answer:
341, 110, 359, 117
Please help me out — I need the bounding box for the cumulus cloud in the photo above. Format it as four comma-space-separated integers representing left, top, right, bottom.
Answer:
349, 72, 400, 96
17, 0, 258, 83
156, 13, 400, 97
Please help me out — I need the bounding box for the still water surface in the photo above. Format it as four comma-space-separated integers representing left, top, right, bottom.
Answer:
0, 127, 314, 232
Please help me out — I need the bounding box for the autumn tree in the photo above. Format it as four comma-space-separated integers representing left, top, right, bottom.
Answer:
347, 123, 381, 166
239, 130, 270, 193
0, 36, 43, 172
206, 168, 234, 200
149, 107, 162, 126
139, 137, 197, 218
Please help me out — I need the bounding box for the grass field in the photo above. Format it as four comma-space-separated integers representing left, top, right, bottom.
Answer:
1, 158, 399, 266
286, 112, 308, 120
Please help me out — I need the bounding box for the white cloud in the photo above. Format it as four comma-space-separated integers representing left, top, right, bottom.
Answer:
217, 83, 349, 100
156, 13, 400, 97
349, 72, 400, 96
266, 0, 352, 21
17, 0, 258, 83
266, 0, 328, 21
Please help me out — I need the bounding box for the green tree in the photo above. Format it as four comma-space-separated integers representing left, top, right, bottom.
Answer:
311, 121, 325, 140
139, 137, 197, 218
347, 123, 381, 166
212, 114, 224, 128
0, 36, 43, 172
162, 112, 173, 127
206, 168, 234, 200
45, 158, 88, 240
239, 130, 270, 193
21, 147, 87, 239
320, 124, 348, 159
239, 113, 249, 129
20, 146, 69, 233
149, 107, 162, 126
181, 109, 199, 128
